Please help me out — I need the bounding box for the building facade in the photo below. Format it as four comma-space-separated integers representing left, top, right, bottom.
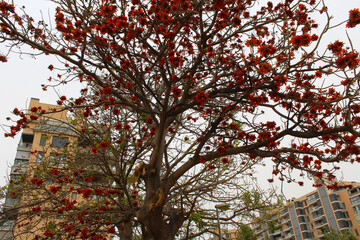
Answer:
0, 98, 75, 239
252, 181, 360, 240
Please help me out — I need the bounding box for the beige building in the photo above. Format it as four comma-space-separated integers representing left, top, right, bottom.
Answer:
0, 98, 77, 239
252, 181, 360, 240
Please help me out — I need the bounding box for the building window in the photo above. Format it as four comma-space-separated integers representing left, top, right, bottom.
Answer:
307, 192, 319, 203
36, 151, 44, 163
39, 134, 47, 146
51, 136, 69, 148
49, 153, 66, 166
350, 195, 360, 206
71, 192, 77, 199
353, 205, 360, 214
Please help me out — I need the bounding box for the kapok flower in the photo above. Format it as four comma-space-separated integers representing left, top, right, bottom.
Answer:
346, 8, 360, 28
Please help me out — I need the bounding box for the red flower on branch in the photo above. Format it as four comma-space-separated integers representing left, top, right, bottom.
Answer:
171, 87, 182, 98
194, 90, 209, 106
100, 141, 109, 149
328, 40, 344, 55
49, 186, 58, 194
336, 50, 360, 69
346, 8, 360, 28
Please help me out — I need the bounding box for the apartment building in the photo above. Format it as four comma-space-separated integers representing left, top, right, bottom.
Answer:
0, 98, 76, 239
252, 180, 360, 240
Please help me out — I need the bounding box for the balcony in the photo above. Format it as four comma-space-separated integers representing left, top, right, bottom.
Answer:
307, 193, 319, 204
270, 228, 281, 236
332, 202, 345, 211
302, 232, 314, 239
295, 201, 303, 209
17, 142, 32, 150
296, 209, 306, 216
10, 165, 27, 175
314, 218, 328, 229
338, 220, 352, 229
282, 231, 294, 239
310, 203, 322, 212
312, 213, 325, 221
329, 193, 341, 202
298, 216, 309, 223
281, 216, 291, 224
4, 197, 18, 207
349, 187, 360, 196
350, 196, 360, 206
282, 224, 292, 232
279, 209, 288, 217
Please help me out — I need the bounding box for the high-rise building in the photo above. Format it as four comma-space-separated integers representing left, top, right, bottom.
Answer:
0, 98, 75, 239
252, 180, 360, 240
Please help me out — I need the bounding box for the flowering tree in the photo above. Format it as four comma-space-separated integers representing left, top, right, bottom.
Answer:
1, 0, 360, 239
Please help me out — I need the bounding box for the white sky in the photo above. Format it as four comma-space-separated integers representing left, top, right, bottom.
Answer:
0, 0, 359, 200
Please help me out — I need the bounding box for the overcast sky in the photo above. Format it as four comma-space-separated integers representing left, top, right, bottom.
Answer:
0, 0, 359, 200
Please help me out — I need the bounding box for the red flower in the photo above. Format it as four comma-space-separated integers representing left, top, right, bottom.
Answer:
82, 188, 92, 199
50, 169, 59, 175
229, 122, 239, 130
48, 64, 54, 71
194, 90, 209, 106
95, 188, 103, 196
57, 207, 64, 214
44, 229, 54, 237
100, 141, 109, 149
49, 186, 58, 194
171, 87, 182, 98
258, 45, 276, 57
32, 206, 41, 212
113, 108, 120, 115
231, 16, 241, 26
0, 55, 7, 62
170, 4, 178, 12
124, 124, 131, 130
221, 158, 229, 164
91, 147, 98, 154
336, 50, 360, 69
146, 117, 153, 125
114, 123, 122, 130
328, 40, 344, 55
217, 145, 226, 154
346, 8, 360, 28
131, 96, 137, 102
168, 127, 175, 134
64, 225, 73, 232
290, 34, 311, 48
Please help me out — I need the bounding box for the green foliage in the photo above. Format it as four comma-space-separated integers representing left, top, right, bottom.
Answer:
267, 220, 278, 232
323, 228, 357, 240
236, 224, 256, 240
45, 221, 57, 231
188, 212, 208, 230
241, 190, 262, 208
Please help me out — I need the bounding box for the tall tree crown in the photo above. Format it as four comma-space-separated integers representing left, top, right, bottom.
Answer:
1, 0, 360, 239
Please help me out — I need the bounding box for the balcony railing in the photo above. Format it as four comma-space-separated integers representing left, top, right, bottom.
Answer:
17, 142, 32, 149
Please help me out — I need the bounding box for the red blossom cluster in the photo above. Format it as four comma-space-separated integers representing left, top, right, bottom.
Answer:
49, 186, 58, 194
99, 141, 109, 149
346, 8, 360, 28
336, 50, 360, 69
2, 0, 360, 239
